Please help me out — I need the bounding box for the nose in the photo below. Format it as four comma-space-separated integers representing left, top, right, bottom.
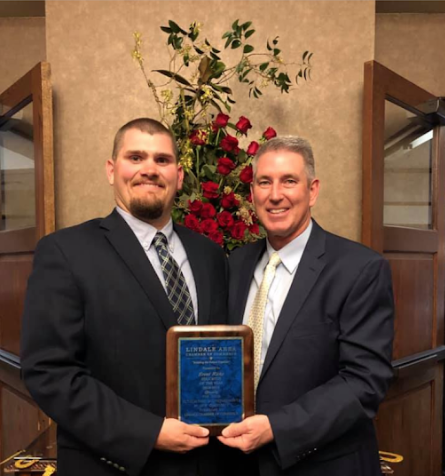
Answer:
269, 182, 283, 202
140, 158, 158, 177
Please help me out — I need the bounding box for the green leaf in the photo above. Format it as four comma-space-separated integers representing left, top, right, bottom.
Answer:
243, 45, 254, 54
202, 164, 217, 180
153, 70, 192, 86
212, 47, 221, 53
210, 51, 220, 61
160, 26, 172, 33
232, 19, 239, 30
241, 21, 252, 31
227, 96, 236, 104
222, 31, 232, 39
245, 29, 255, 39
194, 46, 205, 55
302, 50, 309, 62
273, 48, 281, 56
241, 68, 252, 80
308, 52, 313, 63
259, 62, 269, 72
266, 39, 272, 51
231, 40, 241, 49
224, 37, 233, 49
272, 36, 279, 45
168, 20, 187, 34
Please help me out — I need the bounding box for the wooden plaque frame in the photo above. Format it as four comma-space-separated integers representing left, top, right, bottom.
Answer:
166, 325, 254, 436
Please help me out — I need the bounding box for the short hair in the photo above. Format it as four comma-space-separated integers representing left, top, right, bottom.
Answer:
112, 118, 179, 161
253, 136, 316, 184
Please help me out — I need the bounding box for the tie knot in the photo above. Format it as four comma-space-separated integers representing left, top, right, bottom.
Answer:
268, 251, 281, 269
154, 232, 168, 250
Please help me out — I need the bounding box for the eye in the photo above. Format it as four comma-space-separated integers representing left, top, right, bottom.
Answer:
284, 178, 297, 186
129, 155, 142, 162
257, 179, 270, 187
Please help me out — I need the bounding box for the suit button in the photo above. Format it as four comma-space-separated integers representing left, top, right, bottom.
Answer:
100, 457, 106, 461
107, 460, 112, 465
119, 467, 126, 472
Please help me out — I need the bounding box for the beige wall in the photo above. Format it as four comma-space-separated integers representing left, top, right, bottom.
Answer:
0, 18, 46, 94
375, 13, 445, 96
46, 1, 375, 241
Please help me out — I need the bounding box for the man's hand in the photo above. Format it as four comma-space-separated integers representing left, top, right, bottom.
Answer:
217, 415, 273, 453
155, 418, 209, 453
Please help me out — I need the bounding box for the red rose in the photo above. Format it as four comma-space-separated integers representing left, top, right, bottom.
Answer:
208, 230, 224, 246
201, 181, 219, 199
217, 211, 235, 229
190, 129, 207, 146
200, 203, 216, 219
240, 166, 253, 184
184, 214, 201, 233
188, 199, 203, 215
220, 134, 239, 153
246, 141, 259, 156
231, 221, 247, 240
201, 219, 218, 234
213, 113, 230, 129
263, 127, 277, 140
249, 223, 259, 235
217, 157, 236, 176
221, 192, 239, 209
235, 116, 252, 135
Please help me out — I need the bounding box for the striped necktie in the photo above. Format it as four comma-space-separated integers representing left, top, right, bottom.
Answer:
153, 232, 195, 325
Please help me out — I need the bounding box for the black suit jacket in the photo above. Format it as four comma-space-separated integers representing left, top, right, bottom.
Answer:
227, 221, 394, 476
21, 210, 228, 476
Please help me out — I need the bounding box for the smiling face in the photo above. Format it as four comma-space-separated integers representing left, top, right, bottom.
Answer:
106, 128, 183, 229
251, 149, 319, 250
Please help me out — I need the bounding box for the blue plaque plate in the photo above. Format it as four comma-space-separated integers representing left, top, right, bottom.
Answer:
166, 325, 254, 435
179, 337, 243, 425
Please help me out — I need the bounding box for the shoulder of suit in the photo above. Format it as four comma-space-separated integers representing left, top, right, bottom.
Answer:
38, 217, 105, 247
323, 229, 385, 263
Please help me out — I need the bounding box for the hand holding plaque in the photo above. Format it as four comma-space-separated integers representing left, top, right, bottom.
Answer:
166, 325, 254, 436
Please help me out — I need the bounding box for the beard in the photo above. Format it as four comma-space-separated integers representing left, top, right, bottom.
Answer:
129, 196, 165, 222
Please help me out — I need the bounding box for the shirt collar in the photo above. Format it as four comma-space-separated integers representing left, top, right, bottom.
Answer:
115, 206, 175, 252
265, 219, 313, 274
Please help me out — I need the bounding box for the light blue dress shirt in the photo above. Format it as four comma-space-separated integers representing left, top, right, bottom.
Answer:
242, 220, 313, 373
116, 207, 199, 321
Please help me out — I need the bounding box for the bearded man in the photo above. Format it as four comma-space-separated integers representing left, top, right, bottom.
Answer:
21, 118, 228, 476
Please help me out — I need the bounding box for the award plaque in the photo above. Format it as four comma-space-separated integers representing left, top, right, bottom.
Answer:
166, 325, 254, 436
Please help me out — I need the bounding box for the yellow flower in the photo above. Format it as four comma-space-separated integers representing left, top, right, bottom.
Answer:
237, 207, 253, 226
224, 186, 233, 195
161, 89, 173, 102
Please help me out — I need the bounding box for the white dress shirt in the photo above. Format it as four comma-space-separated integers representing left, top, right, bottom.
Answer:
242, 220, 313, 374
116, 207, 199, 321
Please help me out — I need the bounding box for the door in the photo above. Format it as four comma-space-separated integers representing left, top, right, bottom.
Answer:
362, 61, 445, 476
0, 62, 56, 470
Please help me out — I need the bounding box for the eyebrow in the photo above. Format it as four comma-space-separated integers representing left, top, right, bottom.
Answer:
124, 150, 175, 160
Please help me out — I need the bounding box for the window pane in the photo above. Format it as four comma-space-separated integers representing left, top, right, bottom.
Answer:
383, 100, 433, 229
0, 101, 35, 231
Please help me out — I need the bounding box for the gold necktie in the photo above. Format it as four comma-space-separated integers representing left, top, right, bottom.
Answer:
248, 251, 281, 392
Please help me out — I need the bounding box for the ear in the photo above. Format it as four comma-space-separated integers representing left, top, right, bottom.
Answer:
106, 159, 115, 185
250, 183, 256, 209
177, 163, 184, 191
309, 178, 320, 207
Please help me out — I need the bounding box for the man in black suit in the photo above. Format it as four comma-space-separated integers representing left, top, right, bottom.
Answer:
219, 136, 394, 475
21, 118, 228, 476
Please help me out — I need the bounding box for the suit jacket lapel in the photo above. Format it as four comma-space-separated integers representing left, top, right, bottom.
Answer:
260, 221, 327, 382
230, 240, 266, 325
174, 224, 211, 325
100, 210, 177, 330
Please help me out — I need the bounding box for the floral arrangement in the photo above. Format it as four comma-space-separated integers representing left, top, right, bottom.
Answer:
132, 20, 312, 250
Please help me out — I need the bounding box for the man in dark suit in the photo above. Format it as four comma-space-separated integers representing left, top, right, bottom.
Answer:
21, 118, 228, 476
219, 136, 394, 475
